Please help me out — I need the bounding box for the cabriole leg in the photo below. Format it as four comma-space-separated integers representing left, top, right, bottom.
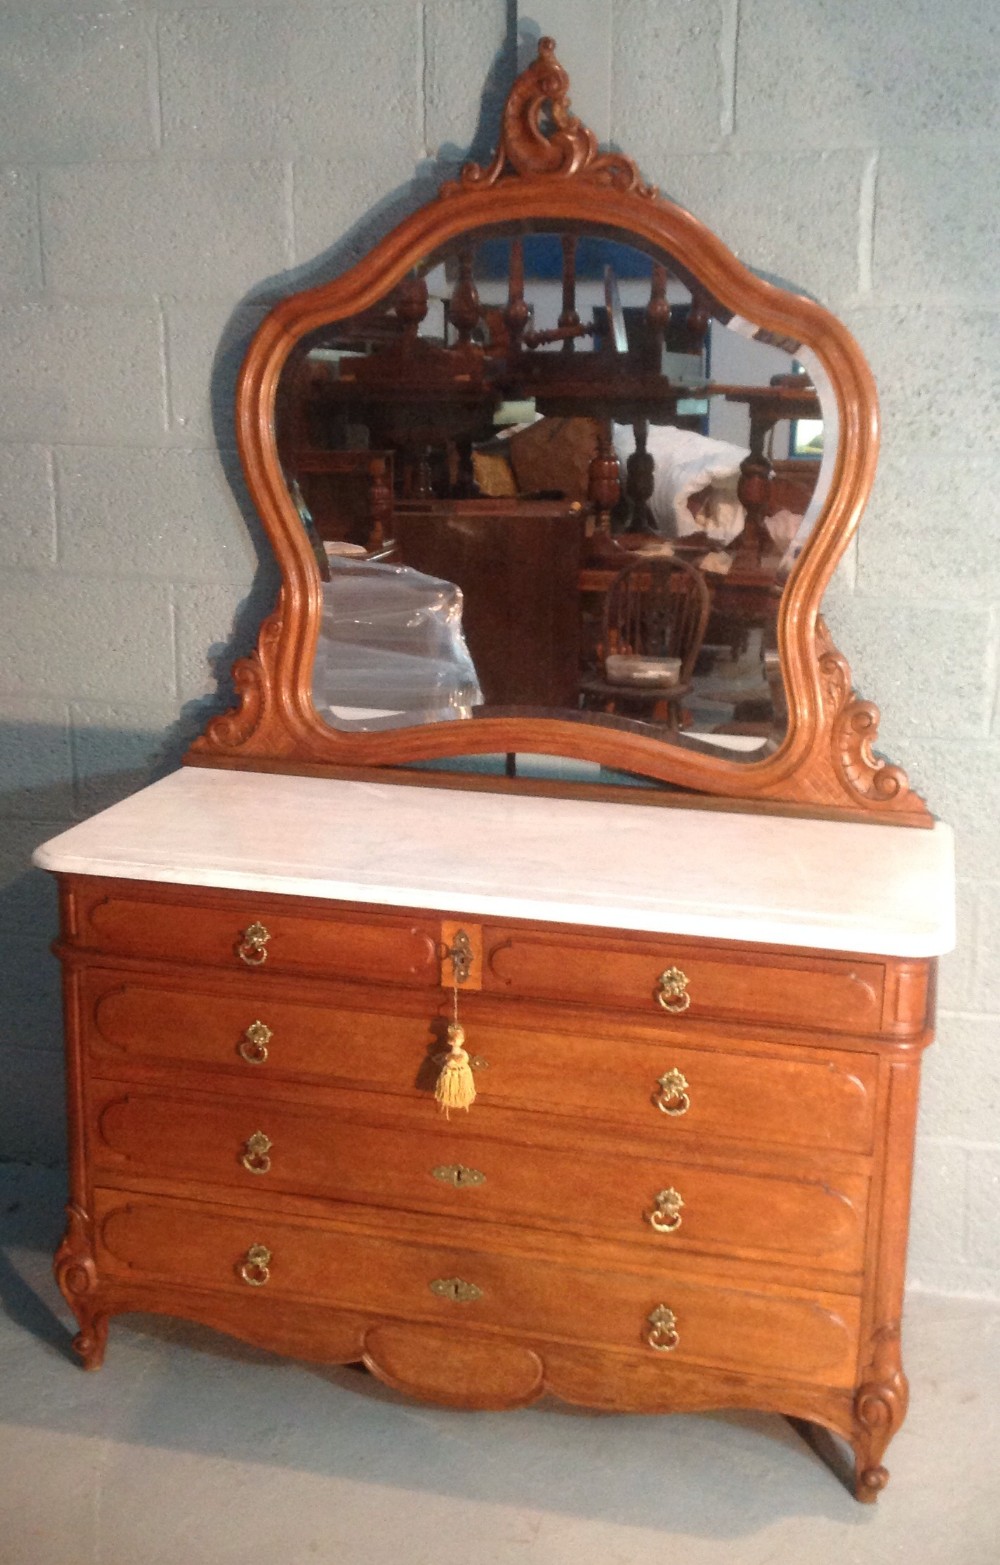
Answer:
851, 1323, 909, 1503
54, 1201, 108, 1370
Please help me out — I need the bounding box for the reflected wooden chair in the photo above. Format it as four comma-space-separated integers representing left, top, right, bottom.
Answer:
579, 554, 711, 729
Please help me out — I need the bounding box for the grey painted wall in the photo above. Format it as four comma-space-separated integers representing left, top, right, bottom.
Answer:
1, 0, 997, 1296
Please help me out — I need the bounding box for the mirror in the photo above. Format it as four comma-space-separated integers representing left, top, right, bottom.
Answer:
191, 37, 928, 824
276, 224, 833, 764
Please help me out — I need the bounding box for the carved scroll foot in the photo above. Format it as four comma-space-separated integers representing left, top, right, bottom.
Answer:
850, 1323, 909, 1504
54, 1202, 108, 1371
71, 1315, 109, 1372
853, 1460, 889, 1504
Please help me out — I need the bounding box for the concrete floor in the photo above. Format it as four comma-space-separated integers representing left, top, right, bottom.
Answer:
1, 1163, 997, 1565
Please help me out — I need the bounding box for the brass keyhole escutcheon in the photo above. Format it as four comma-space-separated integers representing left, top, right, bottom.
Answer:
656, 967, 691, 1013
645, 1304, 679, 1352
241, 1130, 273, 1175
429, 1277, 483, 1303
237, 921, 271, 966
431, 1164, 486, 1188
443, 928, 474, 985
239, 1244, 272, 1287
239, 1020, 271, 1064
653, 1067, 691, 1116
647, 1187, 684, 1233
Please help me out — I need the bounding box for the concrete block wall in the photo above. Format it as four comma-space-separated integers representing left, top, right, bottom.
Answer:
0, 0, 996, 1294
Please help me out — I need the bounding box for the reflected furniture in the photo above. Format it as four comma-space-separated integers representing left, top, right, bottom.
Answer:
393, 497, 586, 708
579, 555, 710, 728
723, 378, 823, 566
35, 37, 954, 1508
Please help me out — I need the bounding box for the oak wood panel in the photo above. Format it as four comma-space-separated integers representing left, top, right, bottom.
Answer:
419, 1020, 878, 1155
85, 970, 441, 1077
72, 882, 440, 985
483, 925, 890, 1035
93, 1189, 861, 1387
362, 1322, 545, 1407
81, 1171, 868, 1295
87, 1081, 869, 1274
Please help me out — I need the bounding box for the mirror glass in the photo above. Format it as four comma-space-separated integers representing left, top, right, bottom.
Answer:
274, 223, 836, 769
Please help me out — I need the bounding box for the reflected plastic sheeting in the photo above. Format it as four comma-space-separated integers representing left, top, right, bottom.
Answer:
313, 559, 483, 724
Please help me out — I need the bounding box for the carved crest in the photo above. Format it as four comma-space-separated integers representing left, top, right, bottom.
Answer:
442, 37, 657, 199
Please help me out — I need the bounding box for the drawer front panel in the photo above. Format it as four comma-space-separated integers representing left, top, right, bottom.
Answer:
73, 886, 440, 986
84, 970, 439, 1081
483, 926, 886, 1035
88, 1083, 868, 1273
82, 972, 877, 1156
94, 1190, 861, 1386
461, 1025, 877, 1154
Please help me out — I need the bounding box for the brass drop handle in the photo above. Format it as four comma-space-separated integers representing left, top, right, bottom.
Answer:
241, 1130, 273, 1175
656, 967, 690, 1013
645, 1304, 679, 1353
647, 1186, 684, 1233
237, 921, 270, 966
653, 1067, 691, 1116
239, 1243, 272, 1287
239, 1020, 271, 1065
429, 1277, 483, 1303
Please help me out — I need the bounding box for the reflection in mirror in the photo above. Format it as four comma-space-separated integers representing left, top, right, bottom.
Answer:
274, 225, 836, 767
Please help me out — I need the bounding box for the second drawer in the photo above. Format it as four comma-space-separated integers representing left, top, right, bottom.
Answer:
81, 970, 879, 1156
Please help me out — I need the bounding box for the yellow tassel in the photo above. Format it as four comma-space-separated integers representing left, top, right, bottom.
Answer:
435, 1023, 476, 1115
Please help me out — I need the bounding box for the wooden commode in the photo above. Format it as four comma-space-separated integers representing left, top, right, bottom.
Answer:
36, 771, 953, 1501
35, 39, 956, 1504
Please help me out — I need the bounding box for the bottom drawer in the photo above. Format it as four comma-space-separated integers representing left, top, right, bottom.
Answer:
93, 1189, 861, 1388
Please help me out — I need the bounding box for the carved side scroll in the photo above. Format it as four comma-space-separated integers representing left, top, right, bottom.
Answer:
815, 618, 922, 815
188, 606, 285, 759
441, 37, 657, 199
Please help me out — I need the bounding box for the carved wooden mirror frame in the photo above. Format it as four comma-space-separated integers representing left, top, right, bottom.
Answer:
187, 38, 929, 826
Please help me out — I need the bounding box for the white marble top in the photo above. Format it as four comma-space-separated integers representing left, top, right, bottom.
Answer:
32, 766, 955, 957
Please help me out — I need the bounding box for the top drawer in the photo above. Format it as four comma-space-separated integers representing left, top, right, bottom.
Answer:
66, 881, 440, 989
62, 878, 929, 1038
480, 925, 904, 1037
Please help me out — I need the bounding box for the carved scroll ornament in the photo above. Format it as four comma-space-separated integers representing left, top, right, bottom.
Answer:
190, 606, 285, 758
815, 618, 918, 812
